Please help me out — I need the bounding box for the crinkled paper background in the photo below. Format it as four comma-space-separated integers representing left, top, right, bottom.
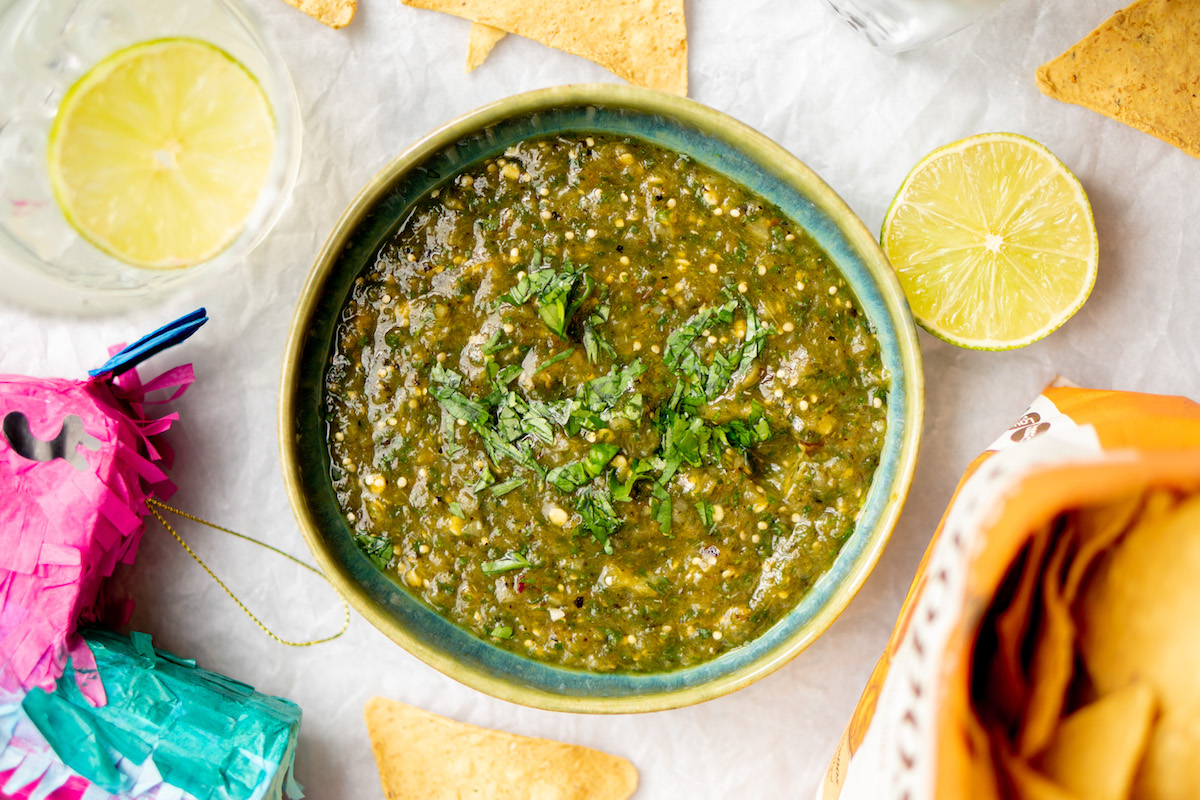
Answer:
1, 0, 1197, 796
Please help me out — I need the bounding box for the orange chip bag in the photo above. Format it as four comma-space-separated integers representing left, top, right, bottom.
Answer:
822, 385, 1200, 800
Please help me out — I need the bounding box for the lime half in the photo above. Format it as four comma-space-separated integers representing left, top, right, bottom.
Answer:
881, 133, 1098, 350
48, 38, 276, 269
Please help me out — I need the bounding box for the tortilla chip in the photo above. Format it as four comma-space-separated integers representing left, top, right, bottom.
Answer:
1016, 523, 1076, 757
1060, 492, 1143, 602
999, 749, 1080, 800
1035, 0, 1200, 158
1033, 681, 1157, 800
278, 0, 356, 28
364, 697, 638, 800
467, 23, 507, 72
402, 0, 688, 95
987, 522, 1055, 726
1077, 492, 1200, 800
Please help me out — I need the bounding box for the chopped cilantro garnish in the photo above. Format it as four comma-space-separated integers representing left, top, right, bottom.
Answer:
582, 359, 645, 411
481, 329, 506, 354
650, 482, 673, 536
482, 551, 531, 575
664, 298, 773, 404
576, 483, 620, 554
429, 363, 463, 387
696, 500, 714, 527
545, 442, 619, 493
612, 458, 655, 503
490, 477, 527, 496
533, 347, 576, 375
439, 408, 462, 459
498, 254, 593, 340
472, 465, 496, 493
430, 384, 487, 424
582, 304, 615, 364
448, 502, 465, 519
355, 534, 393, 570
490, 625, 513, 639
493, 364, 523, 386
657, 412, 713, 483
537, 266, 593, 339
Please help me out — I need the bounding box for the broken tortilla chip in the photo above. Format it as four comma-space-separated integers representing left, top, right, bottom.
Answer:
1033, 682, 1157, 800
1035, 0, 1200, 159
278, 0, 356, 28
1077, 492, 1200, 800
364, 697, 638, 800
467, 23, 507, 72
999, 750, 1080, 800
1015, 523, 1076, 757
987, 522, 1054, 727
402, 0, 688, 95
1060, 492, 1143, 602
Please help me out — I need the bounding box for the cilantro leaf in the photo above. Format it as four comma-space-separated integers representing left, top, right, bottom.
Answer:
663, 298, 772, 403
582, 304, 615, 365
355, 534, 394, 570
581, 360, 646, 419
497, 255, 593, 340
533, 347, 576, 375
481, 329, 507, 354
650, 482, 673, 536
611, 458, 655, 502
521, 413, 555, 445
657, 412, 712, 483
439, 407, 462, 459
545, 442, 619, 492
493, 364, 523, 386
475, 425, 545, 477
431, 385, 488, 424
576, 483, 620, 554
472, 465, 496, 493
490, 477, 527, 496
430, 363, 464, 387
482, 551, 531, 575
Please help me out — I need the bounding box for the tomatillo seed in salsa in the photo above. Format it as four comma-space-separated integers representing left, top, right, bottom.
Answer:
324, 133, 887, 673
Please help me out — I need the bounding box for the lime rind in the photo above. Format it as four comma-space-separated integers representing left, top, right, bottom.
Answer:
881, 132, 1098, 351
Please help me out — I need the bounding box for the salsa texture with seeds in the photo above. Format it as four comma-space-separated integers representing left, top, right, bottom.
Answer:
325, 133, 887, 672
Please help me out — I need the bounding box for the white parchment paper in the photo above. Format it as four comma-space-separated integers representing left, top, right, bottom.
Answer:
2, 0, 1198, 797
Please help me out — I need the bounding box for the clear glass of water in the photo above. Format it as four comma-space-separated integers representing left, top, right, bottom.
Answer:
0, 0, 301, 314
824, 0, 1011, 53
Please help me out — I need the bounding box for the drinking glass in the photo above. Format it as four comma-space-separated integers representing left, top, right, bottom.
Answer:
824, 0, 1011, 52
0, 0, 301, 314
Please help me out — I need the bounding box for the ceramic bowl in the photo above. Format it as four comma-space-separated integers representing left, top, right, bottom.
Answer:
280, 84, 923, 713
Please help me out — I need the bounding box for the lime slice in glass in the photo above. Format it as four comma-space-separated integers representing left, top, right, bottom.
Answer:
881, 132, 1098, 350
48, 38, 276, 270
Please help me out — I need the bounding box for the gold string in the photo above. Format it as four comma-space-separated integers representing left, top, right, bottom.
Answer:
146, 498, 349, 647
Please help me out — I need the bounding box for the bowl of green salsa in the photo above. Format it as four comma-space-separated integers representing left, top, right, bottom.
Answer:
280, 84, 923, 712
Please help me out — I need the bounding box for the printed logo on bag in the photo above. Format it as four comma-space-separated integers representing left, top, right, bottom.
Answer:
1007, 412, 1051, 444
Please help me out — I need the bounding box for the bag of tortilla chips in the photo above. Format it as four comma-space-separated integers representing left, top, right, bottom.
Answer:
822, 384, 1200, 800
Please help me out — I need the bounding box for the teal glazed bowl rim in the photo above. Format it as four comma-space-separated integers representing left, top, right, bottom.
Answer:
279, 84, 925, 713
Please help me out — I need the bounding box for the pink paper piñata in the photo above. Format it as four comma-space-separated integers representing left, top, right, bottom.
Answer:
0, 343, 195, 708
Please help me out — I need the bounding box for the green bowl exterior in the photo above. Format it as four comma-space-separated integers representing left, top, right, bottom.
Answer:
279, 84, 924, 713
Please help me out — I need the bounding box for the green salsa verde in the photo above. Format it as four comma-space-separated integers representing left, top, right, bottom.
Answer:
325, 133, 887, 673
